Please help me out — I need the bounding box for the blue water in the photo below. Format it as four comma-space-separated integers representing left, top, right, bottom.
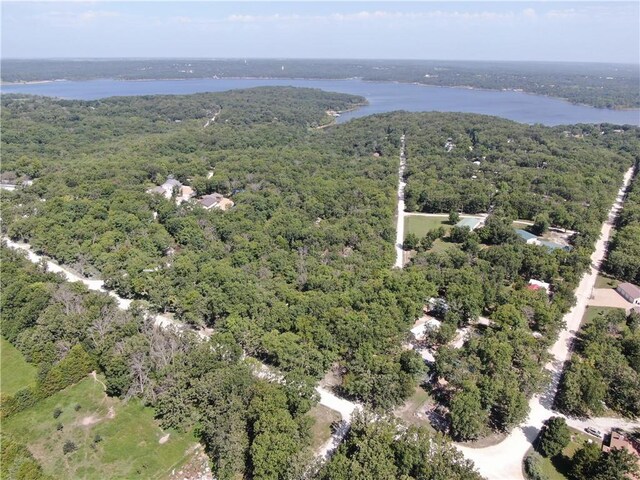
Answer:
2, 78, 639, 126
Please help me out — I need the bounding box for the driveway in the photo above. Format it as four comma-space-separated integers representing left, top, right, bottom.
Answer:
588, 288, 633, 310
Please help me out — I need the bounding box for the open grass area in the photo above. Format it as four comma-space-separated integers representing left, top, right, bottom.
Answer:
308, 403, 342, 452
404, 215, 450, 239
531, 428, 595, 480
1, 337, 37, 396
2, 376, 196, 479
394, 385, 435, 430
594, 274, 620, 289
513, 221, 533, 230
581, 306, 625, 325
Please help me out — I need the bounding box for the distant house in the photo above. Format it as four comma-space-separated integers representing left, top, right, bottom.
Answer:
455, 217, 485, 231
601, 431, 640, 477
616, 282, 640, 305
528, 279, 551, 293
198, 193, 234, 211
515, 229, 572, 252
538, 240, 572, 252
177, 186, 195, 204
147, 176, 183, 200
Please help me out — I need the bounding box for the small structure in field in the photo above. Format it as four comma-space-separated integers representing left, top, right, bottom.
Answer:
456, 217, 485, 231
528, 279, 551, 293
616, 282, 640, 305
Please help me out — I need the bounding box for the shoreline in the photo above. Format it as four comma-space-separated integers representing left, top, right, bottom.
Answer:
2, 75, 638, 112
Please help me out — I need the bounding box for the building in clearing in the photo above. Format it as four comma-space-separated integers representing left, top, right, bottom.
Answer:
616, 282, 640, 305
455, 217, 485, 231
515, 229, 572, 252
601, 431, 640, 477
515, 229, 538, 244
528, 279, 551, 293
147, 177, 182, 200
198, 193, 234, 211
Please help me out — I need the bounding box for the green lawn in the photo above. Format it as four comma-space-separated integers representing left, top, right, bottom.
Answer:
308, 403, 342, 451
581, 306, 625, 325
513, 221, 533, 230
594, 274, 620, 289
1, 337, 37, 396
2, 376, 196, 479
404, 215, 450, 239
533, 428, 594, 480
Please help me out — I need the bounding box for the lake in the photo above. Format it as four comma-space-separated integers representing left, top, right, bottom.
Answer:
2, 77, 639, 126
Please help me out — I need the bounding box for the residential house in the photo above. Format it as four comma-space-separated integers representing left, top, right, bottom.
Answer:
147, 177, 182, 200
516, 229, 572, 252
198, 193, 234, 211
516, 229, 538, 244
616, 282, 640, 305
528, 279, 551, 293
601, 431, 640, 479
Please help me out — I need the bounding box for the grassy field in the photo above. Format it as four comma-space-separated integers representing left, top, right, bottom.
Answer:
1, 337, 37, 396
594, 274, 620, 289
2, 376, 196, 479
513, 221, 533, 230
404, 215, 450, 239
533, 428, 595, 480
394, 385, 435, 430
308, 404, 342, 452
581, 306, 625, 325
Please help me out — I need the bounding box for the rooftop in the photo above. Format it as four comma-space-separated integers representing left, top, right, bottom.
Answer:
456, 217, 484, 230
618, 282, 640, 299
515, 229, 538, 242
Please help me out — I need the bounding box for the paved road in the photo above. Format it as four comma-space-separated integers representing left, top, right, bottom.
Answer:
456, 165, 635, 479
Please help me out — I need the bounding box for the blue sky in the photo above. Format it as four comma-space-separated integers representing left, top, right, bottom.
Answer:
2, 1, 639, 63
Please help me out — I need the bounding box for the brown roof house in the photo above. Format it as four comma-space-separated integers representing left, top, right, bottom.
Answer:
602, 431, 640, 479
198, 193, 234, 211
616, 282, 640, 306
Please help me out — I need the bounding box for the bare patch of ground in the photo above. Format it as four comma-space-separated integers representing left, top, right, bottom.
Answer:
394, 386, 435, 430
588, 288, 633, 310
168, 444, 213, 480
159, 433, 170, 444
79, 414, 101, 427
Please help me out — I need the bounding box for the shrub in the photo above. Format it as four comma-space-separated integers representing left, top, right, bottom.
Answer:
53, 407, 62, 419
62, 441, 77, 455
524, 451, 549, 480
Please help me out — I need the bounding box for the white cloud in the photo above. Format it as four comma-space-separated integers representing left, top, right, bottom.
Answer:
223, 9, 530, 24
37, 9, 121, 26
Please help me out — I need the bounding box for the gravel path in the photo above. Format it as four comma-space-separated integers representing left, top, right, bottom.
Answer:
456, 165, 635, 480
394, 134, 407, 269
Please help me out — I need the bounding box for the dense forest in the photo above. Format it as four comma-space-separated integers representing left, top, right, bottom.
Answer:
2, 58, 639, 109
402, 115, 637, 230
555, 309, 640, 418
604, 170, 640, 283
2, 88, 639, 476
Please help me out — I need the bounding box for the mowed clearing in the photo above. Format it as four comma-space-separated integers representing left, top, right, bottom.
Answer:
1, 337, 37, 395
404, 215, 451, 238
2, 375, 197, 480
